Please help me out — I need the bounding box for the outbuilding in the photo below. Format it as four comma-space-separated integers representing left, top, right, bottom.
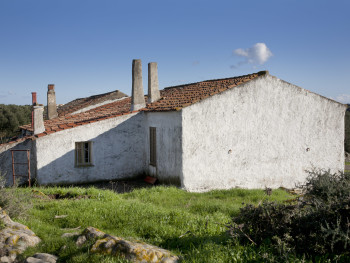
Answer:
0, 60, 347, 191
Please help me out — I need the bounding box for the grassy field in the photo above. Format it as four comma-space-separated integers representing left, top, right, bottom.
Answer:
9, 186, 300, 263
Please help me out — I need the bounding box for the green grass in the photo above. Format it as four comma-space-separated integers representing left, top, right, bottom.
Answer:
12, 186, 298, 262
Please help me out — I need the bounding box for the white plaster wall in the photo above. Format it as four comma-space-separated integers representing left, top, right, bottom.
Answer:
35, 112, 146, 185
182, 75, 346, 191
144, 111, 182, 185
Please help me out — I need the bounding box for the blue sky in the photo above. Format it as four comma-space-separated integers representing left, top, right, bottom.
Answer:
0, 0, 349, 105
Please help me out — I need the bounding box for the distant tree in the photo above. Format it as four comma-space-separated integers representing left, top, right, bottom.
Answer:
0, 104, 31, 143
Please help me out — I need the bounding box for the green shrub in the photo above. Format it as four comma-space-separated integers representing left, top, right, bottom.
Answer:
227, 170, 350, 259
303, 169, 350, 203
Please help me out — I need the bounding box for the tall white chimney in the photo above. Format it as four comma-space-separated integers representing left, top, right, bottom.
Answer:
33, 105, 45, 135
148, 62, 160, 103
47, 84, 58, 119
130, 59, 146, 111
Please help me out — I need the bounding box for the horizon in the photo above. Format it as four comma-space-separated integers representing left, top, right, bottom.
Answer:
0, 0, 349, 105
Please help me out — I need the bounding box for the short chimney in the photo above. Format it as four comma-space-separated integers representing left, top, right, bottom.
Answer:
31, 92, 37, 129
31, 93, 45, 135
47, 84, 58, 119
148, 62, 160, 103
32, 92, 37, 105
33, 105, 45, 135
131, 59, 146, 111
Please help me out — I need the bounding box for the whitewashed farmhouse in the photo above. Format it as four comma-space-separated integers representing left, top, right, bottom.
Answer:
0, 60, 347, 191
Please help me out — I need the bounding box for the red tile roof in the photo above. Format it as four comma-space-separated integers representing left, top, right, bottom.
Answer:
18, 72, 264, 138
146, 72, 262, 111
20, 97, 134, 134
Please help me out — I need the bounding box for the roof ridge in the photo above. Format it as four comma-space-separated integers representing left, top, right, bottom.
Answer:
70, 90, 126, 102
163, 72, 263, 90
18, 71, 268, 136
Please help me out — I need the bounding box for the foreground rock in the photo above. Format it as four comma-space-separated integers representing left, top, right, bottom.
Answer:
24, 253, 57, 263
0, 207, 41, 263
77, 227, 179, 263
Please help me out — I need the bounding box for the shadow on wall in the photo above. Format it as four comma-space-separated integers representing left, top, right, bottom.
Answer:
35, 114, 147, 185
0, 114, 146, 186
1, 113, 183, 187
0, 139, 36, 186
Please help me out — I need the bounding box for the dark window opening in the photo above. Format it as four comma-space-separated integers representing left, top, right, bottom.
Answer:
149, 127, 156, 166
75, 141, 93, 167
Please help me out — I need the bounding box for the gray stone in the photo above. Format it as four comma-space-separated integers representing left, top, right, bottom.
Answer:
61, 232, 79, 238
24, 258, 43, 263
82, 226, 105, 239
24, 253, 57, 263
0, 207, 40, 263
0, 256, 11, 263
80, 227, 179, 262
75, 226, 105, 247
75, 235, 87, 247
131, 59, 146, 111
148, 62, 160, 103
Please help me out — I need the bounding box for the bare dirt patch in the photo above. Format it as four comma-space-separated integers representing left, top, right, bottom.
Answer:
47, 193, 91, 200
76, 179, 156, 194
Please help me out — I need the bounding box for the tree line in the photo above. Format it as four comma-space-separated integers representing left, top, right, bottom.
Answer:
0, 104, 32, 143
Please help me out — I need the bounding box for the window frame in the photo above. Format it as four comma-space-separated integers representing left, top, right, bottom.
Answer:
75, 141, 93, 167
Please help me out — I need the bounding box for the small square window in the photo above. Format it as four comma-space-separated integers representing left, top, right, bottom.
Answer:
75, 141, 93, 167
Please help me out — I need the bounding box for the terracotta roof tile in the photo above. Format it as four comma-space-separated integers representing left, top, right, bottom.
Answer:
20, 97, 133, 133
17, 72, 264, 139
145, 72, 262, 112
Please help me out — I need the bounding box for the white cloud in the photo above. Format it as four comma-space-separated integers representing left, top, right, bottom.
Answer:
334, 94, 350, 104
232, 43, 273, 67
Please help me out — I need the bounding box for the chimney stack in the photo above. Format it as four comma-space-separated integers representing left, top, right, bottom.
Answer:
31, 92, 37, 129
30, 92, 45, 135
33, 105, 45, 135
47, 84, 58, 119
131, 59, 146, 111
148, 62, 160, 103
32, 92, 37, 105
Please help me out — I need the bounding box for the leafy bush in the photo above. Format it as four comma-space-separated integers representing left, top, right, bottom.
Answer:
302, 169, 350, 203
227, 169, 350, 259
